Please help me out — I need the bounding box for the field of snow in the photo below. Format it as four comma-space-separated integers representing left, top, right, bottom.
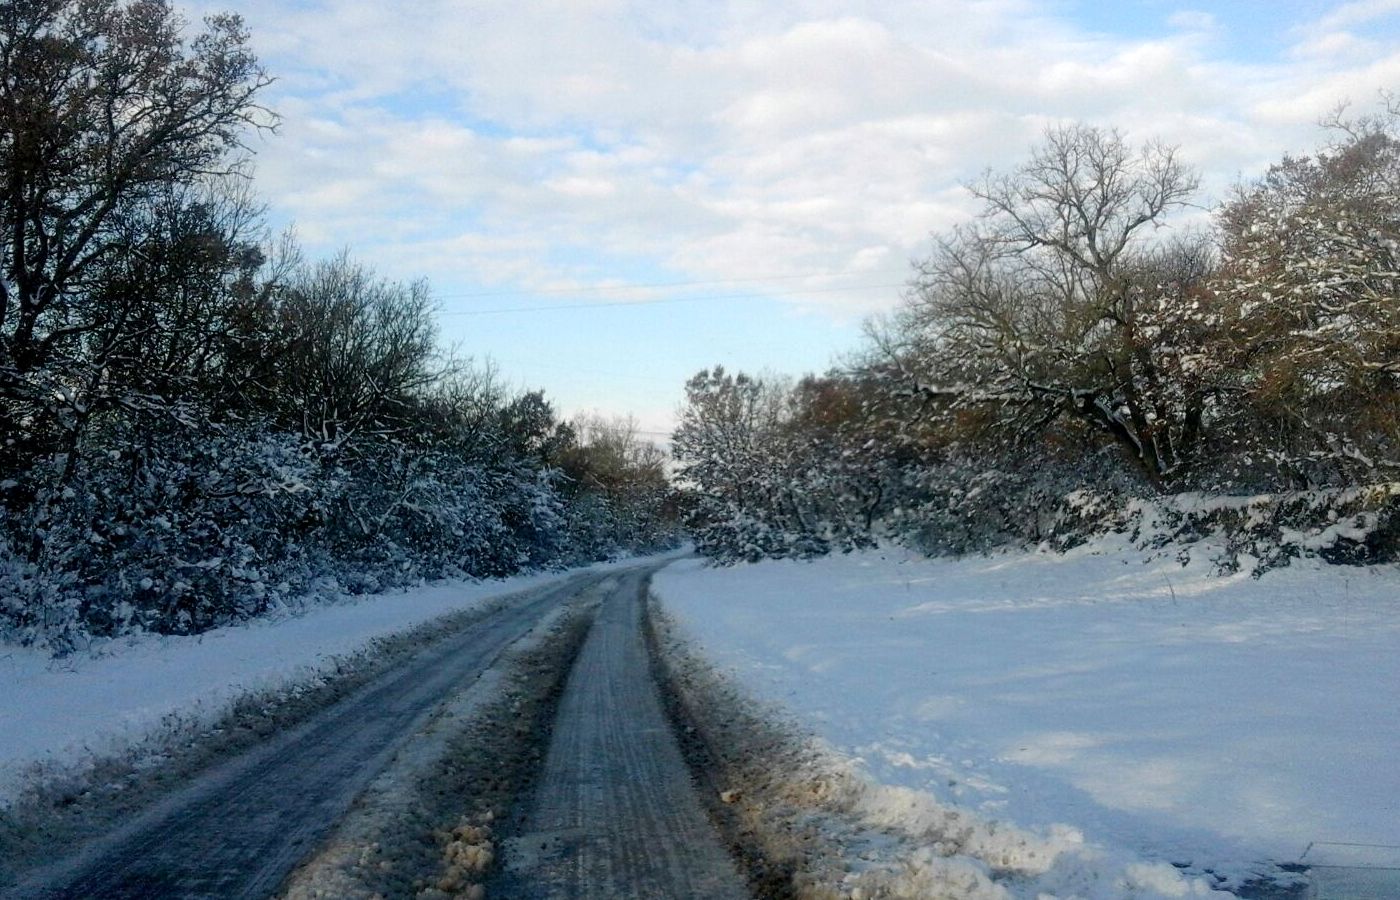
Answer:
653, 543, 1400, 890
0, 559, 644, 807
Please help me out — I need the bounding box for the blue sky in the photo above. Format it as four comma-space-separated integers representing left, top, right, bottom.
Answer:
204, 0, 1400, 436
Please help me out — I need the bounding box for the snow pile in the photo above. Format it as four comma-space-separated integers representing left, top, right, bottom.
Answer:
653, 544, 1400, 892
828, 760, 1228, 898
0, 560, 635, 807
759, 736, 1227, 898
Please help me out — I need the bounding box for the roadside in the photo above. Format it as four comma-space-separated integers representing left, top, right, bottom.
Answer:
649, 593, 1235, 898
647, 598, 856, 900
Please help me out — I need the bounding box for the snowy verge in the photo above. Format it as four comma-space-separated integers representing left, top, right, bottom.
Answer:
0, 557, 650, 809
652, 541, 1400, 893
647, 596, 1228, 899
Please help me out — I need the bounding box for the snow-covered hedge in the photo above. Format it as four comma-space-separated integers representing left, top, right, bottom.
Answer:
675, 113, 1400, 572
1048, 484, 1400, 575
0, 411, 678, 651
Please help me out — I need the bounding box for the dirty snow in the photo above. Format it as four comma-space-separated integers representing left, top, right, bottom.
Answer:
0, 559, 643, 807
652, 542, 1400, 891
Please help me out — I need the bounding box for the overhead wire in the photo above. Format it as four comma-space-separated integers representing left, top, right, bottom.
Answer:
433, 271, 895, 434
437, 280, 906, 316
433, 271, 844, 299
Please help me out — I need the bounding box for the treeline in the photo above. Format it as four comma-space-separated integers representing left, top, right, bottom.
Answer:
676, 110, 1400, 568
0, 1, 675, 648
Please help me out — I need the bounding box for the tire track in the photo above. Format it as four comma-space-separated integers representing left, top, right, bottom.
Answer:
496, 570, 751, 899
8, 572, 608, 900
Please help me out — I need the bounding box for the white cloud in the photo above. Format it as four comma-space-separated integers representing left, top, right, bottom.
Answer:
1252, 54, 1400, 125
1291, 30, 1379, 59
1316, 0, 1400, 31
221, 0, 1400, 325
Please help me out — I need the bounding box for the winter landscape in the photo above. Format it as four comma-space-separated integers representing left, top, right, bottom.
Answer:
3, 0, 1400, 898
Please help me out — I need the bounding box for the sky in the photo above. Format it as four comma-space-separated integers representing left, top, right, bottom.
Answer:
192, 0, 1400, 439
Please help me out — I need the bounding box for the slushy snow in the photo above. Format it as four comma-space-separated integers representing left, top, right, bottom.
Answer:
653, 541, 1400, 892
0, 560, 640, 807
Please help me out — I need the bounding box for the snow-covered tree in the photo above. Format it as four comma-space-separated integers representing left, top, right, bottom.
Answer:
0, 5, 682, 648
888, 124, 1213, 485
673, 368, 806, 560
1215, 110, 1400, 484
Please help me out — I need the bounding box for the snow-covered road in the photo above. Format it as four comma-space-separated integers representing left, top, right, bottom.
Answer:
0, 561, 643, 808
498, 568, 750, 899
6, 572, 603, 898
653, 544, 1400, 894
4, 557, 755, 899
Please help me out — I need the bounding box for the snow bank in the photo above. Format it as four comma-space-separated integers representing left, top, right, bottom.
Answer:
0, 560, 639, 807
653, 542, 1400, 892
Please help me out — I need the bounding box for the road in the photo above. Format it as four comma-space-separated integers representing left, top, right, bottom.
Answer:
8, 564, 752, 900
8, 572, 603, 899
495, 568, 750, 899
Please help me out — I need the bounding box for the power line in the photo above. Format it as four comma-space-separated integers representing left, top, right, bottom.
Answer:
433, 271, 866, 299
438, 282, 905, 316
490, 357, 677, 385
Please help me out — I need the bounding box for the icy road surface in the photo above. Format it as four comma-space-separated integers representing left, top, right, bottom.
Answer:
9, 572, 605, 899
498, 568, 750, 899
0, 561, 647, 807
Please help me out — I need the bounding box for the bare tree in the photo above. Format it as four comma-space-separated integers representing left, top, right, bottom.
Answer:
0, 0, 274, 486
891, 123, 1211, 483
0, 0, 274, 372
268, 252, 442, 449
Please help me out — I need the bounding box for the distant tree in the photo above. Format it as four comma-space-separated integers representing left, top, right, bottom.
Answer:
555, 414, 673, 556
561, 415, 665, 494
674, 367, 847, 560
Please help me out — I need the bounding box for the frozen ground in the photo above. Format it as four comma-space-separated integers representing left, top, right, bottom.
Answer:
653, 542, 1400, 891
0, 558, 644, 808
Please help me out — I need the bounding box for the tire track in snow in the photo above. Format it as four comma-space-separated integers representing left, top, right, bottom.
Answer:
8, 572, 609, 899
496, 569, 751, 899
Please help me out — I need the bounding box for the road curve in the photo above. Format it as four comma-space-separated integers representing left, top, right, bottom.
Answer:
8, 572, 607, 900
497, 569, 751, 899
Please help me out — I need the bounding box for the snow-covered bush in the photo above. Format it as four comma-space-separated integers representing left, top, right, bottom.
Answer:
675, 110, 1400, 572
1, 417, 319, 646
1046, 484, 1400, 575
1, 404, 679, 650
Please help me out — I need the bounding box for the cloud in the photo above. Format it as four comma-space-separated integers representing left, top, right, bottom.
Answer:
225, 0, 1400, 324
1291, 30, 1380, 60
1316, 0, 1400, 31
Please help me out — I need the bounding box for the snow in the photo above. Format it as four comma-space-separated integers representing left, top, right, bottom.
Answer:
0, 560, 639, 807
652, 542, 1400, 891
